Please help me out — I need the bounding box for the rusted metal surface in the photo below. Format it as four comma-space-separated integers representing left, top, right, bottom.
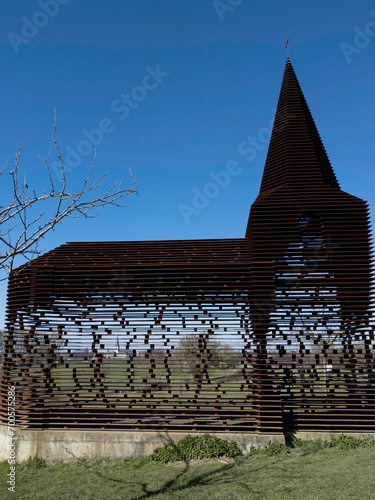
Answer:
247, 58, 374, 432
0, 58, 374, 434
1, 239, 257, 432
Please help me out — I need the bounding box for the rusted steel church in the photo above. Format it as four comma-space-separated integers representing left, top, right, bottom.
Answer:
1, 58, 374, 437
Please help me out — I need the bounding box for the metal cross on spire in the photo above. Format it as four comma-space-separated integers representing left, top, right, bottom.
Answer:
286, 37, 289, 58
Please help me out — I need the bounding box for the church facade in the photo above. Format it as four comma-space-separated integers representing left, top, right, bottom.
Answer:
1, 58, 374, 448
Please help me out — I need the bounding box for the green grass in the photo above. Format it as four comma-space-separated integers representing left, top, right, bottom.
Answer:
32, 362, 255, 414
2, 439, 375, 499
16, 360, 366, 409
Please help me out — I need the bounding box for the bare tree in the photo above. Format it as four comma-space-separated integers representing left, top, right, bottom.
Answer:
171, 334, 239, 379
278, 303, 344, 391
0, 110, 137, 276
216, 344, 241, 374
284, 306, 343, 352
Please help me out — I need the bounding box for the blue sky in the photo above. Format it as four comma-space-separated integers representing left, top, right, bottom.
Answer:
0, 0, 375, 327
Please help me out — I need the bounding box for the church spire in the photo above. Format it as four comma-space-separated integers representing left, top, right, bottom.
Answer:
259, 58, 339, 194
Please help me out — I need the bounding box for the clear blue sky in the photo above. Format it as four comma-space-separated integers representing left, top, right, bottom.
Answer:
1, 0, 375, 327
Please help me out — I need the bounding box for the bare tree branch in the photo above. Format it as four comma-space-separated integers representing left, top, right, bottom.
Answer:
279, 301, 344, 350
0, 110, 137, 277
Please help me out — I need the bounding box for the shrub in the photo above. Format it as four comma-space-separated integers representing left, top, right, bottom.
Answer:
248, 441, 289, 458
286, 437, 327, 453
149, 433, 243, 463
287, 434, 375, 452
327, 434, 375, 450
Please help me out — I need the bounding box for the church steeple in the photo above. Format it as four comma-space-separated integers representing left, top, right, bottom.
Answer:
259, 58, 340, 193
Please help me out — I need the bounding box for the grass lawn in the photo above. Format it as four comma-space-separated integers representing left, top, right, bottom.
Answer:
1, 445, 375, 499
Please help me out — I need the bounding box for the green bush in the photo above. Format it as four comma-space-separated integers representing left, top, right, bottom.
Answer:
149, 433, 243, 463
327, 434, 375, 450
287, 434, 375, 452
248, 435, 375, 459
248, 441, 290, 458
286, 437, 327, 453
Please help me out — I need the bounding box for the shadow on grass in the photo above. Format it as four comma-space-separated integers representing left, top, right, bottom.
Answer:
77, 459, 256, 499
64, 443, 286, 500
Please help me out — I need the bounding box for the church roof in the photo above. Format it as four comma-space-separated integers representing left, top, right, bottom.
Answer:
12, 239, 253, 301
19, 238, 251, 267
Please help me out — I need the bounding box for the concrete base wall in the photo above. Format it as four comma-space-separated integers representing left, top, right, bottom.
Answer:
2, 426, 375, 464
0, 426, 284, 463
287, 431, 375, 442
